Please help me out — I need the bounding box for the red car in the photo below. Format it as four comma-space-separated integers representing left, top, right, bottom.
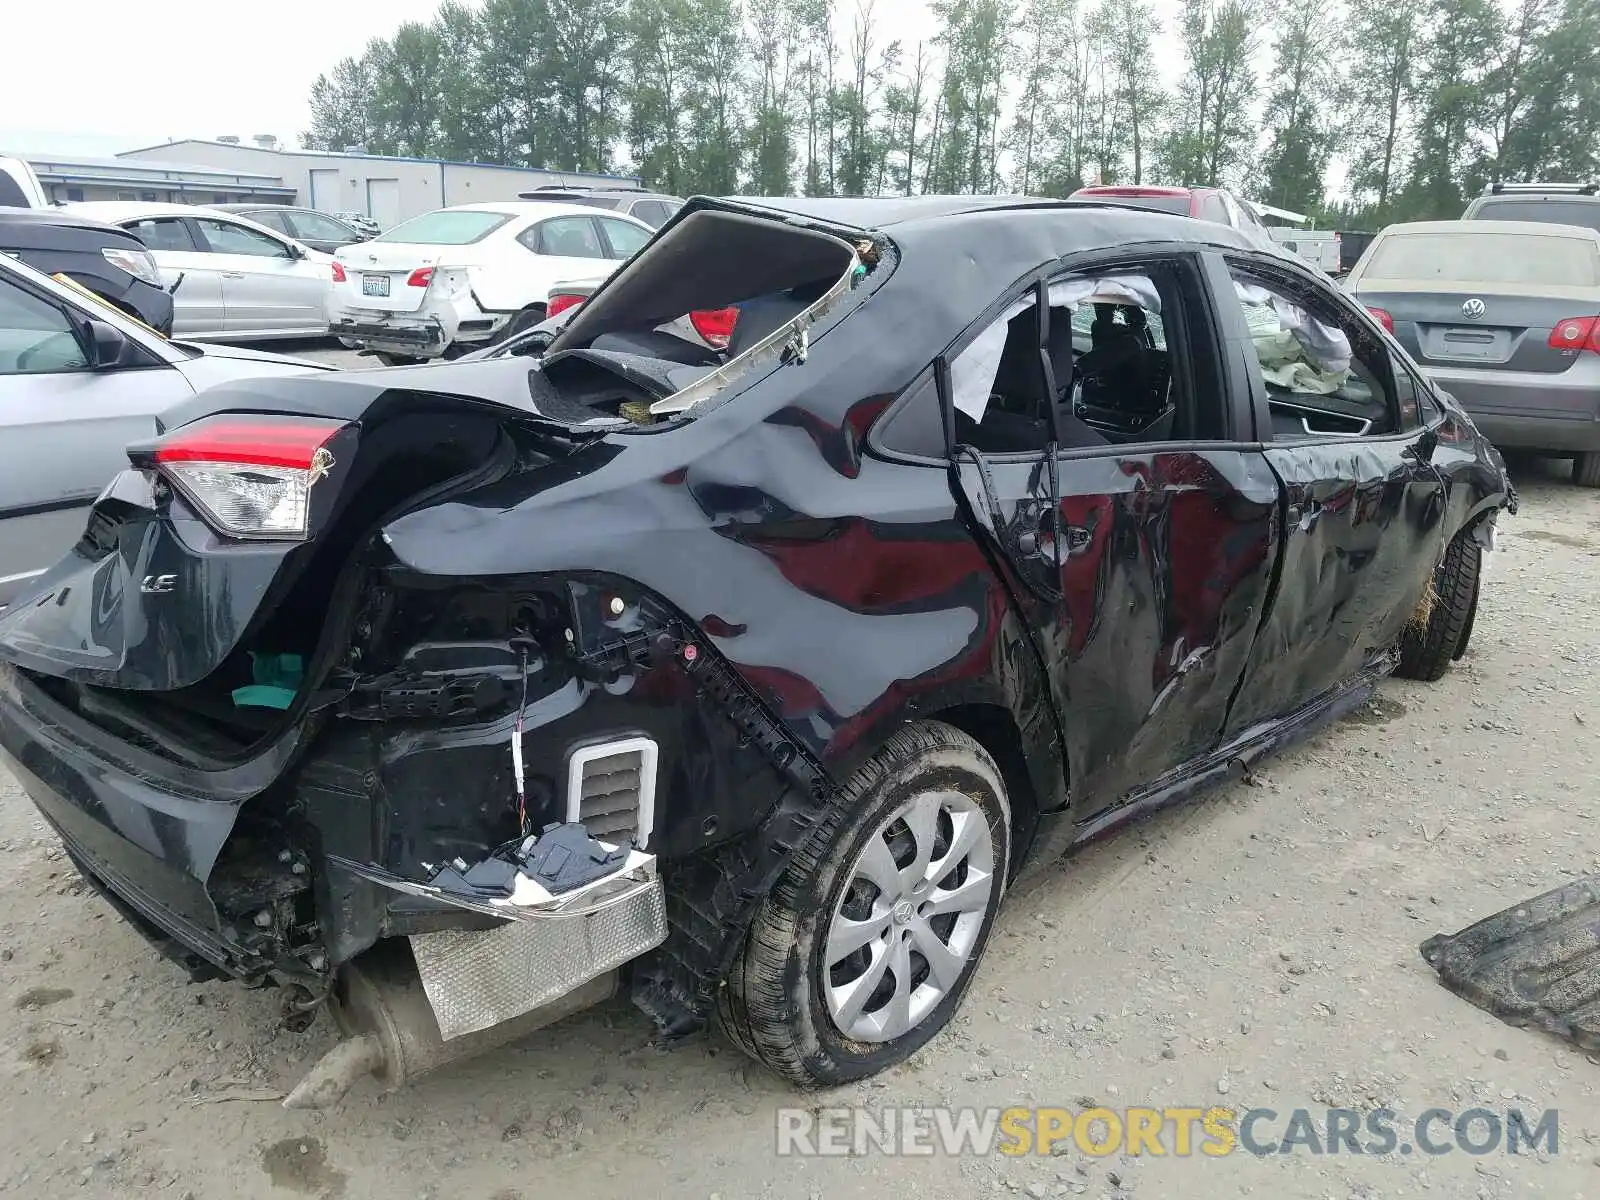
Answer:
1070, 184, 1278, 251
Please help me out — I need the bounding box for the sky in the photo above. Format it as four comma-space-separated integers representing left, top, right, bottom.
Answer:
1, 0, 1183, 161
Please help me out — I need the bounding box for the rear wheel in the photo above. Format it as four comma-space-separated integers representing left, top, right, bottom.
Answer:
1396, 531, 1481, 681
1573, 452, 1600, 489
492, 305, 547, 347
717, 722, 1010, 1086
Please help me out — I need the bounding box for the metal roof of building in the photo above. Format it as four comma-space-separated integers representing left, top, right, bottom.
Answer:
28, 153, 295, 195
116, 140, 640, 185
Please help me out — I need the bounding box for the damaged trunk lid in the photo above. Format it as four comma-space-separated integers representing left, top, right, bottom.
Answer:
0, 199, 868, 705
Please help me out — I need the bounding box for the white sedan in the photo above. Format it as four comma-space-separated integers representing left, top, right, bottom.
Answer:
327, 202, 655, 362
66, 201, 337, 341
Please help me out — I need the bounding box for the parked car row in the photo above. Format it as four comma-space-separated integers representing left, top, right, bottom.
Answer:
326, 201, 656, 362
64, 202, 340, 341
215, 204, 375, 254
3, 162, 686, 354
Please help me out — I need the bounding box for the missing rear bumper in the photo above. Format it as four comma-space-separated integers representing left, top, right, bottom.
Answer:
331, 822, 666, 1038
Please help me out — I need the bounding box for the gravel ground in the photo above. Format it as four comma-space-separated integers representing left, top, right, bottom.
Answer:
1, 456, 1596, 1200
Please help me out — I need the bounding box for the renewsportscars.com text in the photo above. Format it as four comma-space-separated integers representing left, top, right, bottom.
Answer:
775, 1105, 1559, 1158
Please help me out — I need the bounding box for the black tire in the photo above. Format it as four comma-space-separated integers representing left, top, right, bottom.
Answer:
492, 305, 547, 346
1397, 531, 1481, 682
1451, 564, 1480, 662
372, 352, 425, 367
716, 721, 1011, 1087
1573, 452, 1600, 489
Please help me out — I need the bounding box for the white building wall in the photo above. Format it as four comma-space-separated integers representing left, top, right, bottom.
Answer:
116, 141, 640, 230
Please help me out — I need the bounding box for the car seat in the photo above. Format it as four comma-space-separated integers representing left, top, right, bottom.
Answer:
1077, 304, 1174, 438
956, 308, 1109, 453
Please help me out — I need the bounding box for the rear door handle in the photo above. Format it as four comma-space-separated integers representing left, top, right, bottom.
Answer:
220, 271, 246, 280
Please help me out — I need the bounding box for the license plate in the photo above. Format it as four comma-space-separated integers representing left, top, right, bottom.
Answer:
361, 274, 390, 298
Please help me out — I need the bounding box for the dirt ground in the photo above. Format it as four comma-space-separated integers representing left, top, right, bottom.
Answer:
2, 456, 1597, 1200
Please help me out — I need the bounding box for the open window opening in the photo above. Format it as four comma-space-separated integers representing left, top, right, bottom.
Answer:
514, 208, 871, 427
941, 259, 1219, 457
1226, 266, 1400, 440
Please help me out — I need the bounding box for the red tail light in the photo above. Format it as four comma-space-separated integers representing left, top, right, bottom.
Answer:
1366, 307, 1394, 332
689, 307, 738, 349
330, 261, 347, 283
150, 415, 350, 540
1549, 315, 1600, 352
406, 267, 433, 289
546, 292, 585, 318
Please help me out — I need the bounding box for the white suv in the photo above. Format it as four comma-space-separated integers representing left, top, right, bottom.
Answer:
327, 201, 654, 363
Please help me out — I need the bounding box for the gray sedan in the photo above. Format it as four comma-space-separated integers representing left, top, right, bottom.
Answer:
0, 254, 332, 608
1345, 219, 1600, 485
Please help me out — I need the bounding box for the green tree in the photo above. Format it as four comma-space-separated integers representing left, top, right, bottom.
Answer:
1005, 0, 1073, 193
1160, 0, 1259, 186
835, 0, 901, 195
880, 41, 935, 194
745, 0, 802, 192
1259, 0, 1339, 211
680, 0, 745, 192
1397, 0, 1501, 218
432, 2, 503, 163
1103, 0, 1161, 184
794, 0, 837, 194
1519, 0, 1600, 180
370, 22, 445, 157
1344, 0, 1425, 215
541, 0, 628, 173
929, 0, 1011, 192
1481, 0, 1558, 178
304, 51, 378, 152
622, 0, 692, 190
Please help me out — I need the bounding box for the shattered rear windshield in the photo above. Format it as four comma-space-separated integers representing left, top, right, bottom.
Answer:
544, 207, 865, 420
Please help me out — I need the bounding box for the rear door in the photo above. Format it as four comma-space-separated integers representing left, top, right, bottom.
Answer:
519, 215, 613, 282
191, 217, 324, 335
1216, 253, 1447, 734
595, 215, 652, 261
0, 269, 188, 608
945, 249, 1282, 816
122, 216, 224, 336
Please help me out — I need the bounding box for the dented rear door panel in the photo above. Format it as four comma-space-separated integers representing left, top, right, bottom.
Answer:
959, 448, 1281, 815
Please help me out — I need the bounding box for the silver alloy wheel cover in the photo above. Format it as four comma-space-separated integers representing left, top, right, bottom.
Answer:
823, 789, 997, 1043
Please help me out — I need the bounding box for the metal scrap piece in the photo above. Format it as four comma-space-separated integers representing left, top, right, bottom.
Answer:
1420, 874, 1600, 1051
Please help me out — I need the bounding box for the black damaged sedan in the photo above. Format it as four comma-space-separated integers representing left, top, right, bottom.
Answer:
0, 195, 1513, 1100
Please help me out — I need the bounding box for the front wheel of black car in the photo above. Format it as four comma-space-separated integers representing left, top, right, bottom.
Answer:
1396, 532, 1482, 682
717, 721, 1010, 1086
1573, 452, 1600, 489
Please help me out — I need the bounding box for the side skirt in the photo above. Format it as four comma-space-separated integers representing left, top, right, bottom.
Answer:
1043, 650, 1398, 860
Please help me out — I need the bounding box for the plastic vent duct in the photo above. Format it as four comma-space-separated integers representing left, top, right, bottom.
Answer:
566, 737, 657, 846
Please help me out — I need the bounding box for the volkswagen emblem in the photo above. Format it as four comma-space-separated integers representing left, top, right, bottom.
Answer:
1461, 298, 1487, 319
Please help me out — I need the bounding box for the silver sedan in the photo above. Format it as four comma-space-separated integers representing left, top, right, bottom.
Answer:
66, 201, 338, 342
